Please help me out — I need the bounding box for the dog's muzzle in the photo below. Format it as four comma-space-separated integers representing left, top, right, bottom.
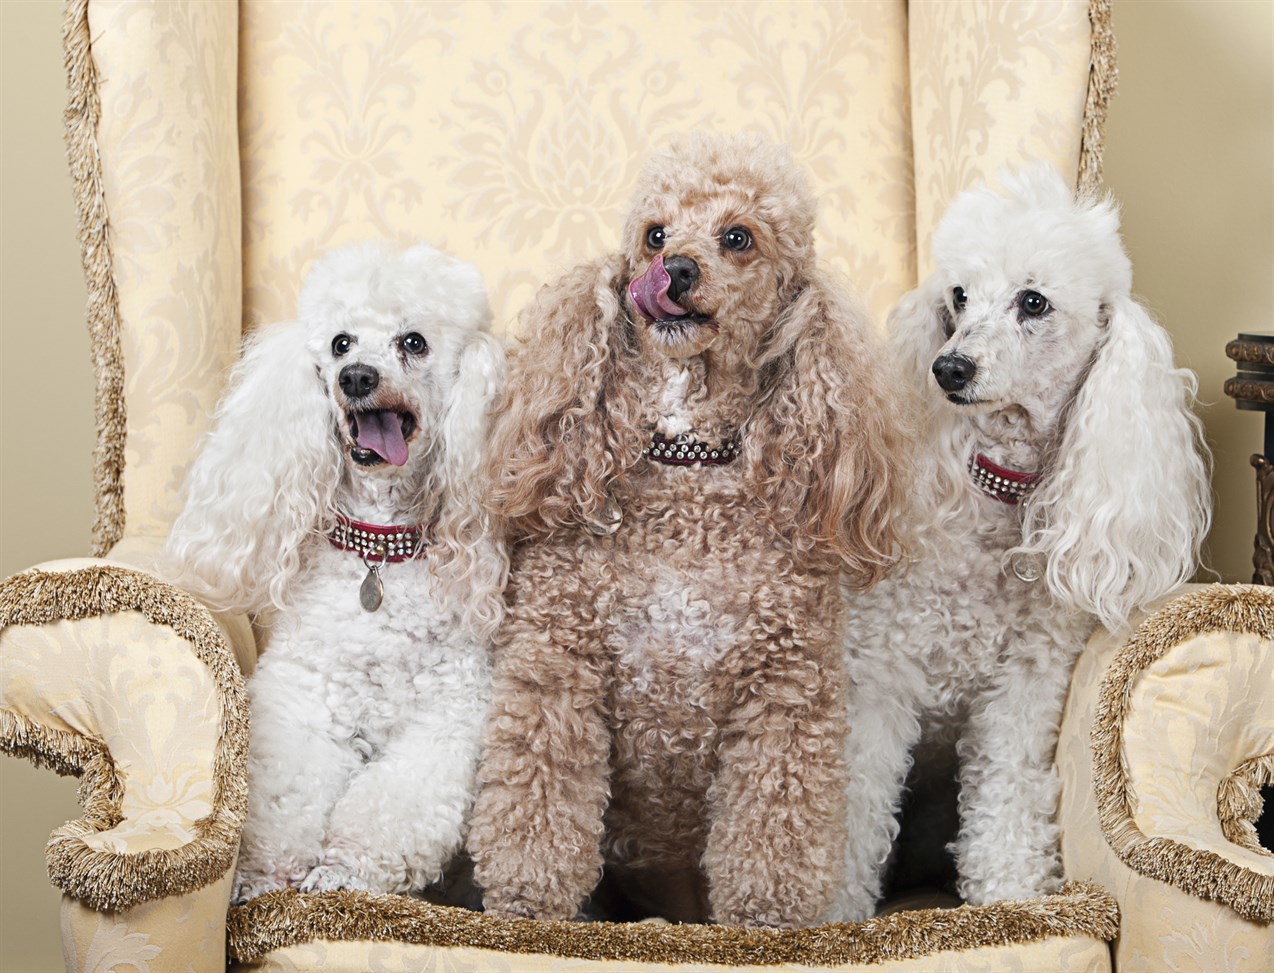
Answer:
347, 409, 416, 467
629, 254, 709, 325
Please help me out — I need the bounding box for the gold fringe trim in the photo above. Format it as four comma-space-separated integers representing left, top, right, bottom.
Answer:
0, 566, 250, 912
1218, 753, 1274, 858
63, 0, 127, 556
1078, 0, 1118, 196
227, 882, 1117, 967
1091, 584, 1274, 922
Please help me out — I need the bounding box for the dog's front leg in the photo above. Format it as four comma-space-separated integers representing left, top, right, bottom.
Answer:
951, 636, 1075, 904
235, 656, 362, 901
702, 581, 849, 928
302, 689, 489, 895
468, 542, 614, 919
826, 671, 924, 921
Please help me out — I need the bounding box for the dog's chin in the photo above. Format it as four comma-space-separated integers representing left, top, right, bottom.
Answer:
348, 444, 390, 469
942, 392, 1002, 414
639, 311, 720, 359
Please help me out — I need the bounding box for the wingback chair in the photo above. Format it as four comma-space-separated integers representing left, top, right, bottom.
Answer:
2, 1, 1271, 971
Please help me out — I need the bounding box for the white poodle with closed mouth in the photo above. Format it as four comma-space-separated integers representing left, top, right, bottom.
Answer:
831, 167, 1211, 920
165, 240, 507, 900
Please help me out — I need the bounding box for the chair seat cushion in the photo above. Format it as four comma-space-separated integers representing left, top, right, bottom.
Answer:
228, 882, 1117, 972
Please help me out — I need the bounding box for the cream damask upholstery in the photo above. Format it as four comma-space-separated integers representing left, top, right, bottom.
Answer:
236, 937, 1115, 973
81, 0, 1106, 553
1058, 585, 1274, 973
4, 1, 1269, 971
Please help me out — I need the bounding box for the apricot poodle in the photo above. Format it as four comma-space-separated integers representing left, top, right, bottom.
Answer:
467, 134, 906, 928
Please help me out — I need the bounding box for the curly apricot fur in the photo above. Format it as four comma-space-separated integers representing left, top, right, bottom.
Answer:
470, 134, 907, 928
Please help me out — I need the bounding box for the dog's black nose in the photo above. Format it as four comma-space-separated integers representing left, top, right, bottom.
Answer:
663, 255, 700, 302
932, 354, 977, 392
339, 363, 380, 399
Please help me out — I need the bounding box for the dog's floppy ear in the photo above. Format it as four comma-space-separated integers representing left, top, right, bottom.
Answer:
1017, 296, 1211, 629
749, 275, 908, 585
484, 253, 640, 536
164, 321, 341, 614
884, 279, 976, 536
889, 281, 950, 401
430, 328, 509, 638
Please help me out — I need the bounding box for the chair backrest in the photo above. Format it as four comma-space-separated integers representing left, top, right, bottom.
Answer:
67, 0, 1111, 554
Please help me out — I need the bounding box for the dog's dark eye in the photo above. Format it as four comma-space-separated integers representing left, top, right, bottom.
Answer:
400, 332, 428, 356
1019, 290, 1051, 318
721, 226, 752, 252
332, 333, 353, 357
952, 286, 967, 311
646, 226, 666, 250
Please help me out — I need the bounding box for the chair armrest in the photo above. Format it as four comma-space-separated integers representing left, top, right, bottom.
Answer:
0, 555, 252, 912
1058, 584, 1273, 971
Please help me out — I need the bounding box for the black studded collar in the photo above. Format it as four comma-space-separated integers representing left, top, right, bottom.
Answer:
642, 431, 742, 466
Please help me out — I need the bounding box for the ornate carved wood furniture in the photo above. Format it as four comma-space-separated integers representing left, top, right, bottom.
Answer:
1225, 331, 1274, 584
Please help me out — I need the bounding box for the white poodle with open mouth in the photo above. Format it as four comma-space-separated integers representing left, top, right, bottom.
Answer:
831, 167, 1211, 920
165, 240, 506, 900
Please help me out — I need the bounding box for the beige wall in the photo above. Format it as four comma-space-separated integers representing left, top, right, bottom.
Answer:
1, 3, 94, 972
1, 2, 1270, 970
1102, 0, 1272, 585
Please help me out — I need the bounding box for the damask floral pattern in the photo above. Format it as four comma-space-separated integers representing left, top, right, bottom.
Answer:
87, 0, 242, 542
909, 0, 1092, 277
30, 2, 1157, 968
0, 559, 244, 971
238, 1, 916, 334
89, 0, 1098, 542
61, 873, 235, 973
1126, 630, 1274, 867
2, 609, 219, 855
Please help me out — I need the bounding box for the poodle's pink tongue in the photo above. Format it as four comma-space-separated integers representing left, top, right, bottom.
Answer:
355, 411, 409, 467
628, 254, 690, 320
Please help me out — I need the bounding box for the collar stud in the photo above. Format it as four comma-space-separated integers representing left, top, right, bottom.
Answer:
328, 514, 427, 561
969, 453, 1041, 505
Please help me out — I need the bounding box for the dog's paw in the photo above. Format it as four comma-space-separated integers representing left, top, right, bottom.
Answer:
480, 889, 575, 921
232, 871, 290, 905
481, 903, 539, 920
299, 863, 370, 895
823, 886, 879, 924
958, 869, 1061, 906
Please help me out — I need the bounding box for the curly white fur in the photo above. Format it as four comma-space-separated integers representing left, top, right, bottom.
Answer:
830, 167, 1211, 920
165, 241, 507, 899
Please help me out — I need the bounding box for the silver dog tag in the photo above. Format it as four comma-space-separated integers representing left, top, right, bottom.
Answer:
360, 550, 385, 611
1011, 553, 1042, 584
